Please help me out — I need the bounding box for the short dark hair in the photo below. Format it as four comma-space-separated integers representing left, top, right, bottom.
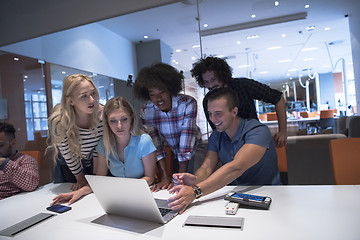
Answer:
191, 56, 232, 88
134, 63, 183, 101
206, 87, 239, 111
0, 122, 16, 140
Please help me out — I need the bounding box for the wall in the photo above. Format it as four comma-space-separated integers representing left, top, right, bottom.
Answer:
1, 23, 136, 81
319, 72, 336, 109
348, 5, 360, 110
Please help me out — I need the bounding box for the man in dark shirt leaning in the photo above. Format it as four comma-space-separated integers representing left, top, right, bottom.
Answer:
191, 56, 287, 147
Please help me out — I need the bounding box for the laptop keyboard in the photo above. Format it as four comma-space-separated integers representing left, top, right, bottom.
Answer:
159, 208, 172, 216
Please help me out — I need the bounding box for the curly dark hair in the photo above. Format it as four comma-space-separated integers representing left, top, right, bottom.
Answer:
134, 63, 183, 101
191, 56, 233, 88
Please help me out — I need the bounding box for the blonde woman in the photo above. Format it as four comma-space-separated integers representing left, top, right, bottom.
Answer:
51, 97, 156, 206
47, 74, 103, 191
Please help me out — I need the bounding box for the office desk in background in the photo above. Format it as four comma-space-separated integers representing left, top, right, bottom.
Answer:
0, 183, 359, 240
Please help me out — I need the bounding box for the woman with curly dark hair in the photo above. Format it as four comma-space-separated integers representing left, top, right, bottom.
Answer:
134, 63, 200, 192
191, 56, 288, 148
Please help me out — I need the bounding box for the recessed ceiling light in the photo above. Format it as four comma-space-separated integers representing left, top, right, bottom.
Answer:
144, 35, 149, 39
172, 60, 177, 63
192, 56, 196, 60
281, 33, 286, 38
304, 58, 315, 61
247, 34, 260, 39
274, 1, 280, 6
306, 25, 316, 31
23, 79, 26, 82
305, 4, 310, 8
279, 59, 291, 63
301, 47, 317, 52
267, 46, 282, 50
324, 27, 331, 31
14, 57, 19, 61
62, 71, 66, 74
290, 77, 293, 80
251, 14, 256, 18
286, 74, 290, 77
236, 41, 241, 45
203, 23, 208, 28
175, 49, 182, 53
238, 65, 250, 68
24, 75, 28, 78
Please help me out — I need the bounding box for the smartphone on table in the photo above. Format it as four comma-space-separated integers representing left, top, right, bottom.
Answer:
224, 192, 272, 210
46, 204, 72, 213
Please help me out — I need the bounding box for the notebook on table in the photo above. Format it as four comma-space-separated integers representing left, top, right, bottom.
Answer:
85, 175, 178, 224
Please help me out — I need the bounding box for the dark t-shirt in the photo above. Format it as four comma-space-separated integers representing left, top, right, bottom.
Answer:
203, 78, 282, 129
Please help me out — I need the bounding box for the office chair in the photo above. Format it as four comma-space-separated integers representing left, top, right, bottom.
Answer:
329, 138, 360, 185
20, 150, 41, 167
319, 110, 336, 133
348, 116, 360, 138
286, 134, 346, 185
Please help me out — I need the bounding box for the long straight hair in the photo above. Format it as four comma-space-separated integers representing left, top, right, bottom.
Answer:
102, 97, 143, 162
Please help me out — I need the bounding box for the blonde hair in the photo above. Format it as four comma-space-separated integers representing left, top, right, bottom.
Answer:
46, 74, 100, 162
102, 97, 143, 162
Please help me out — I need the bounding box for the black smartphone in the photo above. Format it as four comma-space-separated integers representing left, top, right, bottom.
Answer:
46, 204, 72, 213
224, 192, 272, 210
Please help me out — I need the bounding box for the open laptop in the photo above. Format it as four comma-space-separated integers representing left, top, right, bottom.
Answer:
85, 175, 178, 224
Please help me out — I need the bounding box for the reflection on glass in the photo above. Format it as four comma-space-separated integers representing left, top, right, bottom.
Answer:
50, 64, 115, 107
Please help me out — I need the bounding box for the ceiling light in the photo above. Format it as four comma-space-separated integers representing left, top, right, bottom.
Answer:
23, 79, 26, 82
238, 65, 250, 68
324, 27, 331, 31
216, 55, 224, 58
172, 60, 177, 63
144, 35, 149, 39
201, 12, 307, 37
62, 71, 66, 74
281, 33, 286, 37
303, 58, 315, 61
236, 41, 241, 45
247, 34, 260, 39
251, 14, 256, 18
203, 23, 208, 28
305, 4, 310, 8
192, 56, 196, 60
274, 1, 280, 6
259, 71, 269, 74
306, 25, 316, 31
192, 44, 200, 48
267, 46, 282, 50
286, 74, 290, 77
98, 86, 104, 88
301, 47, 317, 52
24, 75, 28, 78
288, 69, 298, 72
175, 49, 182, 53
14, 57, 19, 61
279, 59, 291, 63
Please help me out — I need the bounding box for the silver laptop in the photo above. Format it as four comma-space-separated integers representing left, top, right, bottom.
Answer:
85, 175, 178, 224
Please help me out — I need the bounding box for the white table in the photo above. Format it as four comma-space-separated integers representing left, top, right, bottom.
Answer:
1, 183, 360, 240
